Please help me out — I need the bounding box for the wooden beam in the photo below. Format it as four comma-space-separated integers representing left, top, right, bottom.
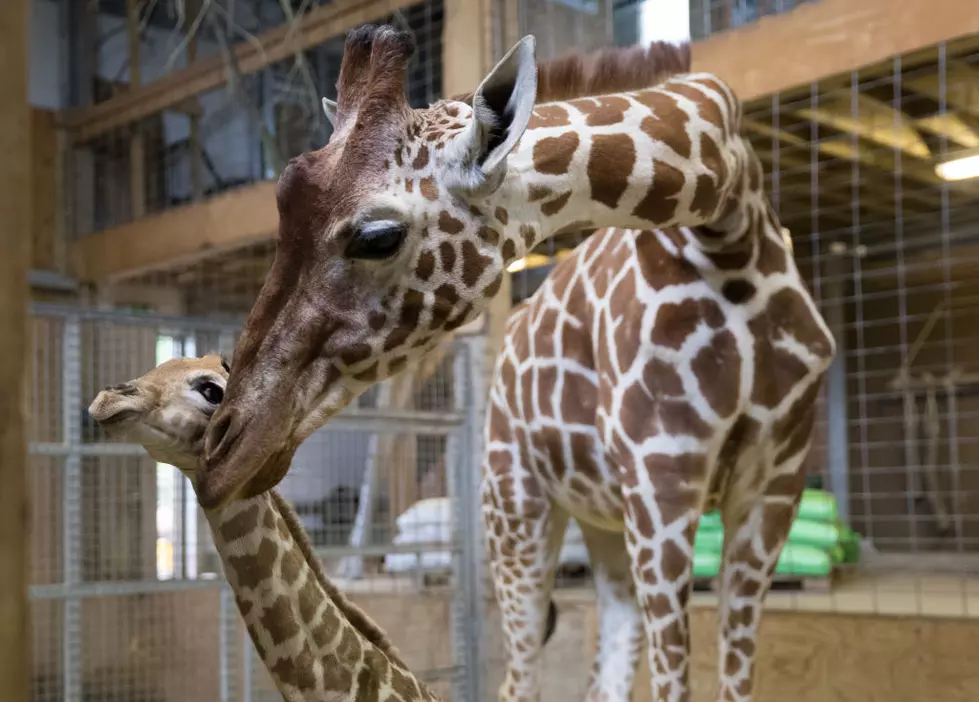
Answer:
906, 63, 979, 119
66, 0, 418, 144
914, 113, 979, 150
692, 0, 979, 103
0, 0, 32, 699
743, 118, 951, 210
745, 131, 909, 219
796, 94, 932, 160
72, 181, 278, 282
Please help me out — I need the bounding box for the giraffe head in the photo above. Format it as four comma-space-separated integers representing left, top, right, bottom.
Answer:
198, 24, 541, 508
88, 355, 229, 477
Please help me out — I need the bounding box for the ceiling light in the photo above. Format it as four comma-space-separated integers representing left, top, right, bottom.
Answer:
506, 254, 552, 273
935, 152, 979, 181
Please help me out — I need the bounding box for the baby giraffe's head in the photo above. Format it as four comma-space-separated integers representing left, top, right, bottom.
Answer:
88, 355, 229, 476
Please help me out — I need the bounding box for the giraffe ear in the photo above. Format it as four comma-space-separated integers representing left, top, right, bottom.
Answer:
464, 35, 537, 187
322, 97, 338, 128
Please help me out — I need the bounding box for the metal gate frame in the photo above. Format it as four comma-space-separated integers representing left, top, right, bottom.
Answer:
28, 304, 485, 702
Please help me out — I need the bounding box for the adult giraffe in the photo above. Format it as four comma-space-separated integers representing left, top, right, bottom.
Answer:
196, 24, 835, 701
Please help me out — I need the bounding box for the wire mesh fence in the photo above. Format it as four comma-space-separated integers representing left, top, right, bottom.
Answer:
500, 2, 979, 625
746, 38, 979, 566
27, 304, 485, 702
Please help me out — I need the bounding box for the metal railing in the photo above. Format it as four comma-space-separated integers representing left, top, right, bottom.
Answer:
28, 304, 485, 702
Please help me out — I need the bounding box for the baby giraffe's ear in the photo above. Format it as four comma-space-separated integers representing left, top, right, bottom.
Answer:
456, 36, 538, 191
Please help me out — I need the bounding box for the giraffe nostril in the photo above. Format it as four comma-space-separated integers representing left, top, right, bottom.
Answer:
205, 411, 242, 464
105, 382, 139, 397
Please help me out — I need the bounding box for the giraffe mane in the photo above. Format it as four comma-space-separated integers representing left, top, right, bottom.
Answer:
450, 41, 692, 105
269, 490, 410, 669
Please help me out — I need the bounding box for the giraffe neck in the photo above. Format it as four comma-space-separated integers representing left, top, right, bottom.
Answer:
203, 490, 435, 702
487, 72, 756, 261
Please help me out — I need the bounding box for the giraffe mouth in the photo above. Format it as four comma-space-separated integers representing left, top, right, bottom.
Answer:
95, 409, 140, 426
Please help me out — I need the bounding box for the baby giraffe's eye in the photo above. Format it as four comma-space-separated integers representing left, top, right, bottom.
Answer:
197, 382, 224, 405
345, 221, 407, 260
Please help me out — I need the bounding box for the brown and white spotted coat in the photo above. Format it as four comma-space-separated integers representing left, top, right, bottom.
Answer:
480, 57, 834, 702
88, 356, 439, 702
195, 28, 750, 508
187, 25, 834, 702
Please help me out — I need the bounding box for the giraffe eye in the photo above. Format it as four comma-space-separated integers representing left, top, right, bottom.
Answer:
197, 382, 224, 405
346, 221, 406, 260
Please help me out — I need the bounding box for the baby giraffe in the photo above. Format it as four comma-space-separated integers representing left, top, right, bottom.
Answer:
88, 355, 439, 702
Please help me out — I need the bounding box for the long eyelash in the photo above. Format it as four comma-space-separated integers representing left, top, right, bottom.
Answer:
359, 219, 402, 236
220, 356, 231, 373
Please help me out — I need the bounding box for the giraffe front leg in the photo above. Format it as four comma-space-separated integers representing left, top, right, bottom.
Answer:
620, 451, 709, 702
482, 430, 567, 702
580, 523, 644, 702
717, 450, 810, 702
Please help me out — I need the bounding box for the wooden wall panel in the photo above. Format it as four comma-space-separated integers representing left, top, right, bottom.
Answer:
579, 602, 979, 702
31, 109, 61, 272
0, 0, 33, 699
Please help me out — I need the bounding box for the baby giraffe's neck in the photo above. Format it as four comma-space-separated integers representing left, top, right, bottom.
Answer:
492, 72, 755, 261
202, 489, 436, 702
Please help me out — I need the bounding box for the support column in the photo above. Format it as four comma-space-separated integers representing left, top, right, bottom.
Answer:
0, 1, 33, 700
442, 8, 497, 702
187, 0, 204, 202
66, 0, 97, 239
126, 0, 146, 218
443, 0, 512, 393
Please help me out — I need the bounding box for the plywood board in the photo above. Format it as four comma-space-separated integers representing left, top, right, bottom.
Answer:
578, 596, 979, 702
693, 0, 979, 102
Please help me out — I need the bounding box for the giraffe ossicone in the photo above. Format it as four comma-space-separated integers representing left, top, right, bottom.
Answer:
88, 356, 439, 702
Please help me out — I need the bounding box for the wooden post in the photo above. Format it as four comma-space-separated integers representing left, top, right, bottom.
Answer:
443, 0, 513, 389
127, 0, 146, 217
443, 0, 494, 98
0, 0, 33, 699
70, 1, 97, 238
187, 0, 204, 202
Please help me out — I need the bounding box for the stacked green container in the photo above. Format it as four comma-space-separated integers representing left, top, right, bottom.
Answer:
692, 489, 861, 580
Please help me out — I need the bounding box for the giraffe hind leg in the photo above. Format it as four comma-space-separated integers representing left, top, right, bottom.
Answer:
621, 450, 711, 702
580, 522, 643, 702
716, 446, 811, 702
